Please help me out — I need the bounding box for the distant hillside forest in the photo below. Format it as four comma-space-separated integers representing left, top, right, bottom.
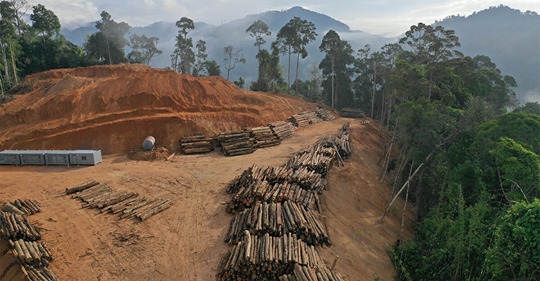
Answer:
1, 2, 539, 280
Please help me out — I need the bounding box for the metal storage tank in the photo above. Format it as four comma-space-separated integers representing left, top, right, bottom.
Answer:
18, 151, 46, 165
0, 150, 21, 165
142, 136, 155, 151
44, 151, 71, 166
69, 150, 102, 165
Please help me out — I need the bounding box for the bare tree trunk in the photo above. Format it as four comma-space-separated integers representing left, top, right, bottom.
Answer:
1, 42, 12, 85
331, 59, 335, 108
379, 133, 395, 183
428, 66, 433, 101
8, 42, 18, 84
295, 52, 300, 95
371, 64, 377, 118
380, 162, 424, 222
399, 163, 412, 241
106, 37, 112, 65
287, 46, 291, 94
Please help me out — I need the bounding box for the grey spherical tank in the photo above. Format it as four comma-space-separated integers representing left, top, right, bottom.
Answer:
142, 136, 156, 151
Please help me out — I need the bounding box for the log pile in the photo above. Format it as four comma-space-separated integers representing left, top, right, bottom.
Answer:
315, 108, 335, 121
0, 212, 41, 241
0, 201, 59, 281
8, 239, 54, 267
24, 266, 58, 281
279, 264, 345, 281
225, 201, 330, 246
226, 165, 327, 195
218, 130, 256, 156
218, 231, 328, 280
1, 200, 41, 216
66, 180, 173, 222
302, 111, 322, 125
180, 134, 214, 154
288, 114, 310, 128
251, 126, 281, 148
269, 121, 295, 140
228, 180, 318, 213
285, 145, 336, 177
339, 107, 365, 118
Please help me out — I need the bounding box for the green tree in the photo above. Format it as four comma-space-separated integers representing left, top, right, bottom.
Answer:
30, 4, 59, 45
192, 39, 207, 76
514, 102, 540, 115
223, 45, 245, 80
0, 0, 18, 91
486, 199, 540, 280
127, 34, 162, 65
319, 30, 354, 108
204, 60, 221, 76
273, 17, 317, 94
85, 11, 130, 64
246, 20, 271, 87
171, 17, 194, 74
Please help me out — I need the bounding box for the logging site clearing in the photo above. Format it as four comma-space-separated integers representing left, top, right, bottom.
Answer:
0, 65, 413, 280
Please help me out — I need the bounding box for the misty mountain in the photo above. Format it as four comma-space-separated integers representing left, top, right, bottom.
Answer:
62, 6, 393, 86
436, 5, 540, 102
62, 5, 539, 102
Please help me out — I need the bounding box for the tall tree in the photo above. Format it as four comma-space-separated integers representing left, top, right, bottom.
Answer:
399, 23, 462, 100
127, 34, 162, 65
273, 17, 317, 94
192, 39, 208, 76
204, 60, 221, 76
30, 4, 60, 46
0, 0, 17, 88
223, 45, 245, 80
246, 20, 271, 87
7, 0, 28, 35
319, 30, 354, 108
172, 17, 194, 74
85, 11, 130, 64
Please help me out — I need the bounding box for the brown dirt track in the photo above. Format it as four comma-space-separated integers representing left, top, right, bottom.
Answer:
0, 65, 413, 280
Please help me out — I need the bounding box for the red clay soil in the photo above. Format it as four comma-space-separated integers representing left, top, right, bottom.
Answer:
0, 64, 316, 154
0, 118, 413, 281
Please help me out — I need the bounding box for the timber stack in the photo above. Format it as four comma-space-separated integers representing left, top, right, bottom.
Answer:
1, 199, 41, 216
285, 144, 336, 177
225, 201, 330, 246
302, 110, 323, 124
339, 108, 365, 118
218, 231, 331, 280
251, 126, 281, 148
0, 212, 41, 241
218, 130, 256, 156
226, 165, 327, 195
228, 180, 318, 213
180, 134, 214, 154
0, 200, 59, 281
315, 108, 335, 121
269, 121, 295, 140
66, 180, 173, 222
288, 113, 310, 128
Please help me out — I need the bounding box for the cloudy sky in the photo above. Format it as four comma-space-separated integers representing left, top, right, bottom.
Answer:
27, 0, 540, 36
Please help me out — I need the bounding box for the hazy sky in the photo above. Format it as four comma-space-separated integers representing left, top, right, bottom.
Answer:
27, 0, 540, 36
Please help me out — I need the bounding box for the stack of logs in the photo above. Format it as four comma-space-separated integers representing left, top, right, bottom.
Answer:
279, 264, 345, 281
302, 111, 322, 125
218, 231, 330, 280
0, 200, 58, 281
1, 199, 41, 216
225, 201, 330, 246
339, 108, 365, 118
315, 108, 335, 121
251, 126, 281, 148
0, 212, 41, 241
227, 165, 327, 195
218, 130, 256, 156
65, 180, 173, 222
219, 124, 351, 280
288, 113, 310, 128
269, 121, 295, 140
180, 134, 214, 154
228, 180, 318, 213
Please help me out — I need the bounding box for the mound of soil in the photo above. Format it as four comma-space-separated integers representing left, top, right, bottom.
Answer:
0, 64, 316, 154
128, 147, 171, 161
